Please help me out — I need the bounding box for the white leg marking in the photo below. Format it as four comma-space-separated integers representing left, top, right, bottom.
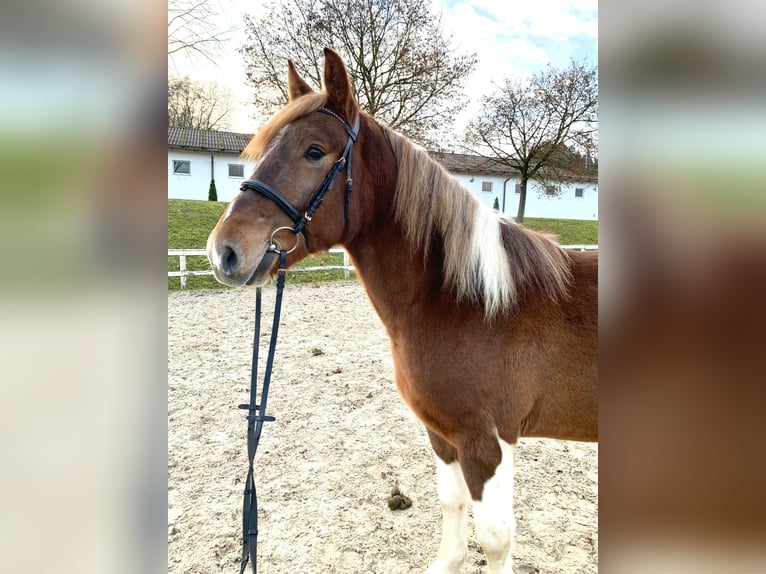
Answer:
427, 458, 471, 574
472, 438, 516, 574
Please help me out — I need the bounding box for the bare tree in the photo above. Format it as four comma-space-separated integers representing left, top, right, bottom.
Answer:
240, 0, 477, 148
168, 76, 236, 131
465, 60, 598, 223
168, 0, 229, 65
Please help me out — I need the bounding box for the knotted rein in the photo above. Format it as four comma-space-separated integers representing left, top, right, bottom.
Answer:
236, 108, 359, 574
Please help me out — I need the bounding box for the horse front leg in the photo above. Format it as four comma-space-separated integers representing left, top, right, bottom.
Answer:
461, 434, 517, 574
426, 431, 470, 574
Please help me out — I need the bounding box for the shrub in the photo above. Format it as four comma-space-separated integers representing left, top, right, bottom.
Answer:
208, 179, 218, 201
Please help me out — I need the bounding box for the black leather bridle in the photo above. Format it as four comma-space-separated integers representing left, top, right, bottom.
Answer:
236, 107, 360, 574
238, 107, 361, 253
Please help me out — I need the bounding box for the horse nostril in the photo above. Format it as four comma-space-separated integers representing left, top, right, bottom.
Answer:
221, 245, 241, 275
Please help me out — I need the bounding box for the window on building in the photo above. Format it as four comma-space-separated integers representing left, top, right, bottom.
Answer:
481, 181, 493, 192
514, 183, 520, 194
575, 187, 584, 198
228, 163, 244, 178
173, 160, 190, 175
545, 185, 555, 196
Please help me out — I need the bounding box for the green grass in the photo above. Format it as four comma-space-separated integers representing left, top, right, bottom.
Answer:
168, 199, 227, 290
168, 199, 227, 249
168, 199, 597, 291
523, 217, 599, 245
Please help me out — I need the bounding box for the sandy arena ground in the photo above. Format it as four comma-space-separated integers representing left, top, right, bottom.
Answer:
168, 283, 597, 573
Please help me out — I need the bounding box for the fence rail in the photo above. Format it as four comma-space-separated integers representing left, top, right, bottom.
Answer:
169, 245, 597, 289
168, 248, 352, 289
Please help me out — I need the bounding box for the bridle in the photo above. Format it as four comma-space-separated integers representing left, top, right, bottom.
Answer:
236, 107, 359, 574
238, 107, 361, 254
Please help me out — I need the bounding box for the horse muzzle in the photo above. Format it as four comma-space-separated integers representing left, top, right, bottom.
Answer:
207, 237, 277, 288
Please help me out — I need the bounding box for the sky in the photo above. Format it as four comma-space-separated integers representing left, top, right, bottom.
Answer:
169, 0, 598, 135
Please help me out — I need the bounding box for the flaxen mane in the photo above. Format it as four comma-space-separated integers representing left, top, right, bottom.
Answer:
382, 125, 573, 317
242, 98, 572, 317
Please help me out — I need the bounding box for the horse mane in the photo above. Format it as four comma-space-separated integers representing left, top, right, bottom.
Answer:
239, 94, 572, 317
381, 125, 573, 317
242, 92, 328, 160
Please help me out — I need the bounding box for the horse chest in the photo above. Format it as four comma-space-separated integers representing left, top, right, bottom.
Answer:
388, 337, 479, 429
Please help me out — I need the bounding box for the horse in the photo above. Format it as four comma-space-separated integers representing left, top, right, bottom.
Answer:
207, 48, 597, 574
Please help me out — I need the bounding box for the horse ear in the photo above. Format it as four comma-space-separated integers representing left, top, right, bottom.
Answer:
322, 47, 359, 121
287, 60, 314, 101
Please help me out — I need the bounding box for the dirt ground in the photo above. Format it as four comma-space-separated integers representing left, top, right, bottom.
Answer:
168, 283, 598, 573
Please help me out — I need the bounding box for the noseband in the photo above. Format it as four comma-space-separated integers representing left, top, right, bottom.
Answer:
239, 108, 360, 253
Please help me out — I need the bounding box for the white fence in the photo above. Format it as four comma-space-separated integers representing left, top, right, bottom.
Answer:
169, 245, 597, 289
168, 247, 352, 289
558, 244, 599, 251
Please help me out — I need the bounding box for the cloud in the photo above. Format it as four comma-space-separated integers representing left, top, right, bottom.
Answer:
434, 0, 598, 108
438, 0, 597, 129
440, 0, 597, 70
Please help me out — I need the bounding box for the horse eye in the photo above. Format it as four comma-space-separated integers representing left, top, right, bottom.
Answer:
305, 146, 325, 161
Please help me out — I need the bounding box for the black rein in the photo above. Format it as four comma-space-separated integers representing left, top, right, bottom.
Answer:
236, 108, 360, 573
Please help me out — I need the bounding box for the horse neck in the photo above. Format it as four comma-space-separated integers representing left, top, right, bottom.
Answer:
346, 223, 448, 335
342, 122, 462, 332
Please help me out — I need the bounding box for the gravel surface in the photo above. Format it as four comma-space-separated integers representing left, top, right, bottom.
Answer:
168, 283, 597, 573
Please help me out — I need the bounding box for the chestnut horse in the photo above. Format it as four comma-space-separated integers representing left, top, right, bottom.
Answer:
207, 48, 597, 574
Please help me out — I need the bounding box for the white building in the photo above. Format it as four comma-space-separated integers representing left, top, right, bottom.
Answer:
168, 127, 255, 202
168, 127, 597, 220
431, 151, 599, 221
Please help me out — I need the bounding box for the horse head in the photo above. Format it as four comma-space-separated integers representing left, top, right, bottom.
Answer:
207, 48, 360, 287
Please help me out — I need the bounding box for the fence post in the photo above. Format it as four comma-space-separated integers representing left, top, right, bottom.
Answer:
343, 250, 350, 280
179, 254, 187, 290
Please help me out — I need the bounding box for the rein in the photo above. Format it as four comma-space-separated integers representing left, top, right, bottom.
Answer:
236, 108, 359, 573
237, 252, 286, 574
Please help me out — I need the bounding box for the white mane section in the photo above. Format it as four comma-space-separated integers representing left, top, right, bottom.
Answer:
468, 206, 514, 317
383, 124, 571, 318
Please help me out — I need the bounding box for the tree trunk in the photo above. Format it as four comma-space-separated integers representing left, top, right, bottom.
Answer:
516, 175, 528, 224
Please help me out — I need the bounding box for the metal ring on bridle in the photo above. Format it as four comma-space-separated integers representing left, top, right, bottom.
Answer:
267, 226, 301, 254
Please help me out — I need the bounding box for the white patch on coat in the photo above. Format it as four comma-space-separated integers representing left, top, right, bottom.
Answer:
472, 438, 516, 574
223, 125, 289, 224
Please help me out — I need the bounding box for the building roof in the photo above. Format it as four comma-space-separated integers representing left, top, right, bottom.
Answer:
168, 126, 253, 154
167, 127, 594, 182
167, 127, 517, 175
428, 151, 519, 177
